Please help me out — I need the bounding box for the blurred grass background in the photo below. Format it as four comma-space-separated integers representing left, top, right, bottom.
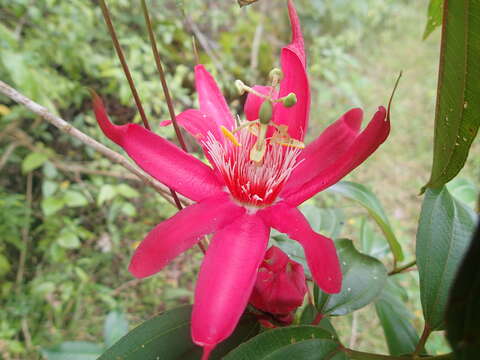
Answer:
0, 0, 478, 359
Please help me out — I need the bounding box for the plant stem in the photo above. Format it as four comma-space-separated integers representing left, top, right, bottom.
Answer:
98, 0, 150, 130
0, 80, 188, 206
342, 348, 453, 360
414, 324, 432, 356
15, 172, 32, 292
389, 259, 417, 275
140, 0, 187, 152
140, 0, 208, 253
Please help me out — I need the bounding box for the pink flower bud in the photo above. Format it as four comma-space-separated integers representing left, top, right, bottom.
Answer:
250, 246, 307, 317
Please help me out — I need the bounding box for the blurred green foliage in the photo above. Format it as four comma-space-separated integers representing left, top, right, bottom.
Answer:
0, 0, 478, 359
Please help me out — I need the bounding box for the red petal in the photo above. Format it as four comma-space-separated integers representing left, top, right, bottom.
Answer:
195, 65, 235, 131
191, 214, 269, 351
92, 94, 222, 201
129, 194, 244, 278
260, 202, 342, 294
282, 108, 363, 193
284, 106, 389, 205
274, 0, 310, 140
160, 109, 223, 143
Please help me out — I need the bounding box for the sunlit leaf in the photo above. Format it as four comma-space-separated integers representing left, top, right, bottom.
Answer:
103, 311, 129, 348
328, 181, 404, 262
417, 187, 477, 330
423, 0, 443, 40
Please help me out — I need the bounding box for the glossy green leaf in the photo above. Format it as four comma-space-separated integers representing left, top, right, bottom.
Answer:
224, 326, 338, 360
416, 187, 477, 331
375, 279, 419, 356
423, 0, 480, 190
360, 218, 390, 259
22, 152, 48, 174
423, 0, 443, 39
99, 305, 260, 360
446, 178, 479, 209
41, 341, 103, 360
103, 311, 129, 348
316, 239, 388, 316
328, 181, 404, 261
446, 224, 480, 358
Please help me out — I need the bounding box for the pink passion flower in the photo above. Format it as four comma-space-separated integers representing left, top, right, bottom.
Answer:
92, 0, 390, 358
250, 246, 307, 321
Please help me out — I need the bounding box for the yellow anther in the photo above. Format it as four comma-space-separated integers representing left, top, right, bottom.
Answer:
221, 126, 241, 147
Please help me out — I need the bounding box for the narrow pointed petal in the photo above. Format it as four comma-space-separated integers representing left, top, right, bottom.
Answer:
195, 64, 235, 130
129, 194, 244, 278
284, 106, 389, 205
260, 202, 341, 294
160, 109, 223, 143
273, 0, 310, 140
192, 214, 269, 352
282, 108, 363, 193
244, 86, 276, 121
92, 94, 223, 201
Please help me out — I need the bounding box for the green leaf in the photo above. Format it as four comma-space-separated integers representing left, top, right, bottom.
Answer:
328, 181, 404, 262
0, 254, 11, 277
103, 311, 129, 348
446, 177, 479, 209
41, 196, 65, 216
423, 0, 443, 40
316, 239, 388, 316
97, 184, 117, 205
57, 230, 80, 249
360, 218, 389, 259
446, 224, 480, 358
374, 279, 419, 356
416, 187, 477, 331
423, 0, 480, 190
223, 326, 339, 360
41, 341, 103, 360
22, 152, 48, 174
300, 205, 344, 238
64, 190, 89, 207
99, 305, 260, 360
116, 184, 140, 199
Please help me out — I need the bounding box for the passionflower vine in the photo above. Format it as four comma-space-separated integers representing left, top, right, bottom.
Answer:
250, 246, 307, 324
92, 0, 390, 358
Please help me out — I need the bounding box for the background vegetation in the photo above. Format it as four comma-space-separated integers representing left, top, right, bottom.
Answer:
0, 0, 478, 359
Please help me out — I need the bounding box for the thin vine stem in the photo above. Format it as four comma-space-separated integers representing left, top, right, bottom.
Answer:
389, 259, 417, 276
98, 0, 150, 130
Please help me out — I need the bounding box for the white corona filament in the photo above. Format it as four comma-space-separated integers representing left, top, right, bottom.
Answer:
204, 129, 302, 207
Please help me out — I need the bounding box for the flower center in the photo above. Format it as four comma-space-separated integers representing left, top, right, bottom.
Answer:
204, 128, 302, 208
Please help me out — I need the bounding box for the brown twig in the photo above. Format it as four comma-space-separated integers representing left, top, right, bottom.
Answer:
0, 142, 18, 171
0, 80, 191, 206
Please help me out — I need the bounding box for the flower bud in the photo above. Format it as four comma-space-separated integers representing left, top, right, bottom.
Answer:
250, 246, 307, 317
258, 100, 273, 125
282, 93, 297, 108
